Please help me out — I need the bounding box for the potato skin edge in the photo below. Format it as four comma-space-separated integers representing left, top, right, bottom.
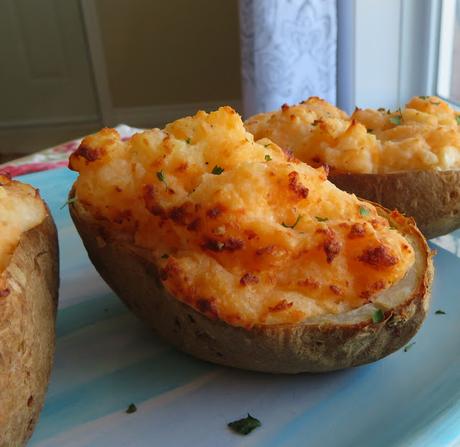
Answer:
331, 170, 460, 239
70, 188, 433, 374
0, 211, 59, 446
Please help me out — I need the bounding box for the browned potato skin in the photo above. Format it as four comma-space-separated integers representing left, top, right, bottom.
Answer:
331, 170, 460, 239
70, 190, 433, 374
0, 213, 59, 447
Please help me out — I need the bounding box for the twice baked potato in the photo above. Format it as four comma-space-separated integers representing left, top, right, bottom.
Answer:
245, 96, 460, 238
0, 176, 59, 446
69, 108, 433, 373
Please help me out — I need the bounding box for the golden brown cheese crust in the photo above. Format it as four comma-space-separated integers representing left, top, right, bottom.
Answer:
69, 107, 415, 327
245, 96, 460, 173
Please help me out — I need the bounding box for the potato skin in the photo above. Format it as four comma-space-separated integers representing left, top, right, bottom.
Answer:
331, 170, 460, 239
70, 195, 433, 374
0, 213, 59, 446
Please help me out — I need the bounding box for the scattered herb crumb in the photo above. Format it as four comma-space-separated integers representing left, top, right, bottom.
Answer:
60, 197, 77, 210
367, 128, 373, 133
359, 206, 370, 217
389, 115, 402, 125
404, 342, 416, 352
315, 216, 328, 222
185, 137, 191, 144
435, 309, 446, 315
456, 115, 460, 125
211, 165, 224, 175
228, 414, 261, 435
156, 170, 168, 189
418, 95, 429, 100
126, 403, 137, 414
431, 101, 440, 105
372, 309, 384, 323
265, 154, 272, 161
282, 215, 302, 229
264, 143, 271, 148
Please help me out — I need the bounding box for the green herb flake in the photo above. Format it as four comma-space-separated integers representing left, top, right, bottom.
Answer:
228, 414, 261, 435
403, 342, 416, 352
264, 154, 272, 162
367, 128, 374, 133
418, 95, 429, 100
156, 170, 167, 188
431, 101, 440, 105
359, 206, 370, 217
185, 137, 191, 144
60, 197, 77, 210
315, 216, 328, 222
211, 165, 224, 175
456, 115, 460, 125
378, 107, 386, 112
372, 309, 384, 324
264, 143, 271, 148
161, 254, 169, 259
126, 403, 137, 414
435, 309, 446, 315
389, 115, 402, 125
281, 215, 302, 229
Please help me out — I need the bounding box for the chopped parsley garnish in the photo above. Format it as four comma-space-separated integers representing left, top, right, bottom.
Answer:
265, 154, 272, 161
156, 170, 168, 189
456, 115, 460, 125
372, 309, 384, 323
435, 309, 446, 315
126, 403, 137, 414
315, 216, 328, 222
389, 115, 402, 125
367, 128, 373, 133
281, 215, 302, 229
359, 206, 370, 217
378, 107, 386, 112
60, 197, 77, 210
211, 165, 224, 175
264, 143, 271, 148
418, 95, 429, 100
185, 137, 191, 144
403, 342, 416, 352
161, 254, 169, 259
228, 414, 261, 435
431, 101, 440, 105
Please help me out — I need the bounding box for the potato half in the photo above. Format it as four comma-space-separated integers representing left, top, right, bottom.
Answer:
70, 192, 433, 374
331, 170, 460, 240
0, 192, 59, 446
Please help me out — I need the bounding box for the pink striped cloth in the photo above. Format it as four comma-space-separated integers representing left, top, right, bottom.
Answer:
0, 125, 141, 177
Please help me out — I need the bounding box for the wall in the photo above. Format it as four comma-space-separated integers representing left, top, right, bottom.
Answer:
95, 0, 242, 109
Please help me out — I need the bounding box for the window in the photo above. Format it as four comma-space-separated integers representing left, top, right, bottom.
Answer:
438, 0, 460, 104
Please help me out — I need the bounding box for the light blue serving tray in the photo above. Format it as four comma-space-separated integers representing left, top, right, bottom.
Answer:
19, 167, 459, 447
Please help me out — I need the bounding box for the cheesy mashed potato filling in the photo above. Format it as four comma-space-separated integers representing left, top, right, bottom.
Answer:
70, 107, 414, 328
0, 176, 46, 277
245, 96, 460, 174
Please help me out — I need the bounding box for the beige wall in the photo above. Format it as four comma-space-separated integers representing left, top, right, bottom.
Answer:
95, 0, 242, 108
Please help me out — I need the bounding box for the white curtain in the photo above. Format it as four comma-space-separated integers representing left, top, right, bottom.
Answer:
239, 0, 337, 117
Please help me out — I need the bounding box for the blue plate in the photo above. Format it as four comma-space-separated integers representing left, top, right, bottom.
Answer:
21, 168, 459, 447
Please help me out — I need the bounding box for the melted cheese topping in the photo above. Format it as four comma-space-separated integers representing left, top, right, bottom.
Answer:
70, 107, 414, 328
0, 176, 46, 276
245, 96, 460, 173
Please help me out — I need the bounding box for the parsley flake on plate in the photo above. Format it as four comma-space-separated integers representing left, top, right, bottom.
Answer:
435, 309, 446, 315
228, 414, 261, 435
126, 403, 137, 414
389, 115, 402, 125
404, 342, 416, 352
315, 216, 328, 222
265, 154, 272, 161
